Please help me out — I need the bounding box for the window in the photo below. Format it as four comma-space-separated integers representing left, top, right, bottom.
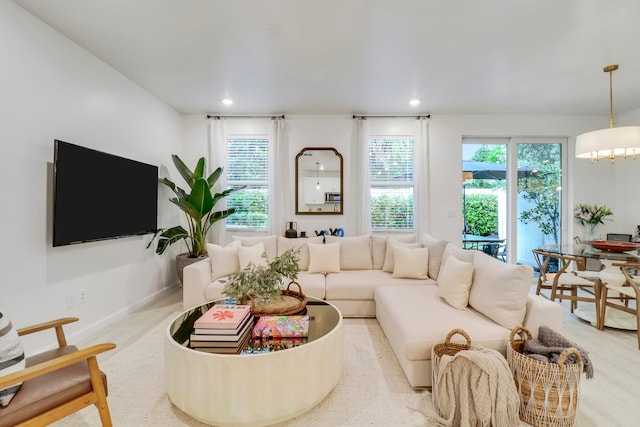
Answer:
225, 136, 269, 229
369, 137, 414, 230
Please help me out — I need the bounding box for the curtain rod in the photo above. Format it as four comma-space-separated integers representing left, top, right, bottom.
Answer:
353, 114, 430, 120
206, 114, 285, 120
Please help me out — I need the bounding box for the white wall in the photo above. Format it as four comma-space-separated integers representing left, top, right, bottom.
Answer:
1, 2, 182, 353
182, 113, 626, 245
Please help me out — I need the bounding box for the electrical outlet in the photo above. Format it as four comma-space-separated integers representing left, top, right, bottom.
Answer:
79, 290, 86, 304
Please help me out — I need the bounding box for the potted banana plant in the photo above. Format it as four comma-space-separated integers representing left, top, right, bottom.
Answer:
148, 155, 243, 283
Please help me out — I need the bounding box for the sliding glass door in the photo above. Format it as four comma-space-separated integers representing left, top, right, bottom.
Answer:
462, 137, 566, 266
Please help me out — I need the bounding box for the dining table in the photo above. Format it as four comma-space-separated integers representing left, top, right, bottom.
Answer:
462, 234, 505, 257
537, 242, 640, 330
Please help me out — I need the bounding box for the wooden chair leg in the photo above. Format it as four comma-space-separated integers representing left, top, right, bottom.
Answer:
599, 287, 608, 331
87, 356, 113, 427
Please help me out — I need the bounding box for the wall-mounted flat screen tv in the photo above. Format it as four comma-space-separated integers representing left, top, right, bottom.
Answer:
53, 140, 158, 247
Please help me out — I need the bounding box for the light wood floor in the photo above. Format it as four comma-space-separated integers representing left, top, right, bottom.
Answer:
75, 285, 640, 426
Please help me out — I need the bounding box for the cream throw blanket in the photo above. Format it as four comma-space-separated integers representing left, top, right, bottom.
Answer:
429, 348, 520, 427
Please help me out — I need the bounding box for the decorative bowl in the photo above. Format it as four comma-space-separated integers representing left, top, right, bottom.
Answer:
584, 240, 640, 253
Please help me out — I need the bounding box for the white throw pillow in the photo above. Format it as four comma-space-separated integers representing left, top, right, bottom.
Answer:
206, 241, 241, 280
420, 233, 449, 280
437, 255, 474, 309
308, 242, 341, 273
392, 246, 429, 279
326, 235, 373, 270
0, 311, 25, 406
276, 236, 323, 271
382, 239, 421, 273
468, 251, 533, 329
238, 242, 268, 270
232, 235, 277, 261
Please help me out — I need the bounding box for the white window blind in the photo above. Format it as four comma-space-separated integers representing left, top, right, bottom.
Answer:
226, 136, 269, 229
369, 137, 414, 230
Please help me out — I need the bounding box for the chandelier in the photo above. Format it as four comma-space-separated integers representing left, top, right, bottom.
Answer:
575, 65, 640, 163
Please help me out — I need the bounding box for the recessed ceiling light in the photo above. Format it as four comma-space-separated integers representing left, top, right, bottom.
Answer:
222, 98, 233, 106
409, 99, 421, 106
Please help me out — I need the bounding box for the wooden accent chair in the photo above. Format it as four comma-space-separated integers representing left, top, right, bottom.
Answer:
0, 317, 115, 426
600, 263, 640, 349
532, 249, 603, 329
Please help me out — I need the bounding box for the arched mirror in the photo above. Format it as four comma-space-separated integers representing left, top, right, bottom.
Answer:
295, 147, 343, 215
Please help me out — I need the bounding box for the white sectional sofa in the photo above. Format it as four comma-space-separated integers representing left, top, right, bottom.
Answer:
183, 233, 563, 388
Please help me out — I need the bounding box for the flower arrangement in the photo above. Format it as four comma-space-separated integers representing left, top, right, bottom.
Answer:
574, 204, 613, 226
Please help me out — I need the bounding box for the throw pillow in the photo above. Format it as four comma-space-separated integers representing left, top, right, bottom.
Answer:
206, 241, 241, 280
437, 255, 474, 309
392, 246, 429, 279
0, 311, 26, 406
232, 235, 277, 261
238, 242, 268, 270
468, 251, 533, 329
372, 234, 416, 270
382, 238, 421, 273
419, 233, 449, 280
326, 235, 373, 270
308, 242, 341, 273
276, 236, 323, 271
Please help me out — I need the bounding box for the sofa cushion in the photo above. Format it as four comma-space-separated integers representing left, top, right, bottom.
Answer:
292, 272, 326, 300
392, 247, 429, 279
237, 242, 267, 270
308, 242, 341, 273
437, 255, 474, 309
382, 239, 421, 273
469, 251, 533, 330
206, 241, 241, 280
372, 234, 415, 270
420, 233, 449, 280
326, 235, 373, 270
440, 242, 475, 273
0, 311, 25, 406
276, 236, 323, 271
374, 286, 511, 362
232, 235, 277, 260
326, 270, 435, 300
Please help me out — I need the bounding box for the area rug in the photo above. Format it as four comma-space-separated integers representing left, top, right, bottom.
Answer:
53, 316, 434, 426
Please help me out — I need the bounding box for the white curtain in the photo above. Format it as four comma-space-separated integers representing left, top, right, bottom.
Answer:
352, 117, 371, 235
208, 118, 228, 244
269, 117, 289, 235
414, 117, 430, 236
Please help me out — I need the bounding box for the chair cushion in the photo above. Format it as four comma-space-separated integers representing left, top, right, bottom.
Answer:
0, 312, 25, 407
0, 345, 107, 427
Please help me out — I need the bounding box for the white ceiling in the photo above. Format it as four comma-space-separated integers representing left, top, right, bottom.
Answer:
13, 0, 640, 116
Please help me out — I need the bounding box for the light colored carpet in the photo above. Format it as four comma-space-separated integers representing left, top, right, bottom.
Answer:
54, 317, 433, 426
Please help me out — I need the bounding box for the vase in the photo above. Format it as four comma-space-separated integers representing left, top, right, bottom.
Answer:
584, 224, 601, 241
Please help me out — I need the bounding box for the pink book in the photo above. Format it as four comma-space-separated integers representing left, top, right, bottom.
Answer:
194, 304, 251, 330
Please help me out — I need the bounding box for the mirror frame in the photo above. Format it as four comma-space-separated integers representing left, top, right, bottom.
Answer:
295, 147, 343, 215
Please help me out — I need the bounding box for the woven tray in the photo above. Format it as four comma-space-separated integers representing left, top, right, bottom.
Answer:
250, 282, 307, 316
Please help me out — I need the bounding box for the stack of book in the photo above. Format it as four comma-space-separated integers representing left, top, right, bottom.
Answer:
189, 304, 252, 354
251, 315, 310, 349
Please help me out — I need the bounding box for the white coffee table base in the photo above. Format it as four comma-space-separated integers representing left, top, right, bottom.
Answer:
165, 312, 343, 426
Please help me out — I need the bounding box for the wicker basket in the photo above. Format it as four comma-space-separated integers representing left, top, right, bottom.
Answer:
431, 329, 472, 404
249, 282, 307, 316
507, 326, 583, 427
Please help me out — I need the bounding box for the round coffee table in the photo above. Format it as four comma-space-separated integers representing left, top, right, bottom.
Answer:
165, 297, 343, 426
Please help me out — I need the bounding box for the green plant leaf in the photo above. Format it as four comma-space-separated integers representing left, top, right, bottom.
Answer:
189, 178, 214, 215
207, 166, 223, 188
208, 208, 236, 224
172, 155, 195, 188
170, 197, 203, 221
159, 178, 189, 201
155, 226, 188, 254
192, 158, 205, 181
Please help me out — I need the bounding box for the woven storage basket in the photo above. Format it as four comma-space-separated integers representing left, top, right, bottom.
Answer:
431, 329, 472, 405
507, 326, 583, 427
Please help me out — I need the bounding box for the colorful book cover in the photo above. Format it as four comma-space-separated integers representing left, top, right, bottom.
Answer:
193, 314, 253, 336
193, 304, 251, 330
252, 315, 310, 338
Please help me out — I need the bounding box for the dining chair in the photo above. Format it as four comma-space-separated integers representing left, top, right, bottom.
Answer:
600, 262, 640, 349
532, 249, 603, 329
0, 317, 115, 426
